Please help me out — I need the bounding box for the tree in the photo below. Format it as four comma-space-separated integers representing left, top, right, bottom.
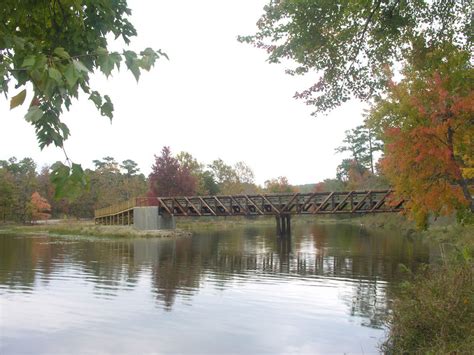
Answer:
30, 192, 51, 223
336, 159, 367, 183
120, 160, 140, 177
207, 159, 258, 194
336, 124, 382, 173
1, 157, 38, 222
234, 162, 255, 185
208, 159, 237, 185
264, 176, 296, 193
176, 151, 211, 195
208, 159, 238, 194
200, 170, 220, 195
313, 179, 345, 193
1, 1, 166, 196
0, 169, 15, 222
369, 48, 473, 227
120, 159, 146, 200
90, 157, 122, 208
176, 152, 204, 175
149, 147, 197, 197
239, 0, 471, 113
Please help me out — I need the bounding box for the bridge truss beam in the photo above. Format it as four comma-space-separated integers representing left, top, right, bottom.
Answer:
153, 190, 404, 217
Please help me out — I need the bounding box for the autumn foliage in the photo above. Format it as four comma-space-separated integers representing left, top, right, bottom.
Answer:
371, 52, 473, 227
30, 192, 51, 222
148, 147, 197, 197
264, 176, 297, 193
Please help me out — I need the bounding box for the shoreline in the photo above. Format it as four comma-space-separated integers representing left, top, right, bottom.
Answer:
1, 214, 469, 243
0, 221, 191, 238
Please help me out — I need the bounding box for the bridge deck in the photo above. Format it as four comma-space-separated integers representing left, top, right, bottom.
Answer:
94, 191, 404, 224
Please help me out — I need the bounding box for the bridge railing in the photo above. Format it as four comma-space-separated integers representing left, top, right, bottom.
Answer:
94, 197, 166, 218
136, 197, 161, 207
94, 198, 138, 218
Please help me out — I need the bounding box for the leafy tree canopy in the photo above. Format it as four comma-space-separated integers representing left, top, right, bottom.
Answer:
120, 159, 140, 177
239, 0, 472, 113
369, 47, 473, 227
264, 176, 296, 193
149, 147, 197, 197
1, 0, 166, 197
336, 124, 382, 173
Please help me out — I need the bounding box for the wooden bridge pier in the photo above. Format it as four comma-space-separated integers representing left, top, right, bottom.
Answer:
276, 214, 291, 236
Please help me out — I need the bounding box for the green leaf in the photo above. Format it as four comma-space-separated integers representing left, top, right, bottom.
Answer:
141, 47, 157, 57
10, 89, 27, 109
124, 50, 140, 81
109, 52, 122, 70
89, 91, 102, 108
64, 64, 79, 88
21, 55, 36, 68
12, 36, 26, 50
73, 59, 89, 73
140, 47, 159, 70
99, 55, 115, 77
50, 163, 70, 198
48, 67, 62, 83
101, 95, 114, 120
157, 49, 169, 60
59, 122, 71, 140
50, 162, 88, 200
24, 105, 44, 123
96, 47, 108, 56
53, 47, 70, 59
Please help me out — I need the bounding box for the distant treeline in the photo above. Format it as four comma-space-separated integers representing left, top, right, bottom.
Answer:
0, 143, 389, 222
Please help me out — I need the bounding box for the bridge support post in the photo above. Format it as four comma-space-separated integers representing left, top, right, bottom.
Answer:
133, 207, 176, 230
276, 214, 291, 236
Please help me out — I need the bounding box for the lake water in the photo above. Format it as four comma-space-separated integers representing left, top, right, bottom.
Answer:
0, 223, 435, 354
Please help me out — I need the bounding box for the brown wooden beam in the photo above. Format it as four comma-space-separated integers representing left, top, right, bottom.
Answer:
261, 194, 281, 215
280, 193, 299, 213
198, 197, 217, 216
312, 192, 334, 214
184, 197, 202, 216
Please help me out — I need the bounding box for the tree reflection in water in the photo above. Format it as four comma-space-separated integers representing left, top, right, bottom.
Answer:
0, 222, 434, 328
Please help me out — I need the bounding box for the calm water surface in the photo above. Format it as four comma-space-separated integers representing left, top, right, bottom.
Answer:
0, 223, 436, 354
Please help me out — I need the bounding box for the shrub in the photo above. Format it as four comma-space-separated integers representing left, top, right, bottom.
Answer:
382, 262, 474, 353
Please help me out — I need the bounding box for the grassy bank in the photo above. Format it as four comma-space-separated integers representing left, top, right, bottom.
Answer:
0, 213, 421, 236
0, 220, 191, 238
381, 223, 474, 353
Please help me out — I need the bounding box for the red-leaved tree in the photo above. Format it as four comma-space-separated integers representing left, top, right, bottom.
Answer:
370, 49, 473, 228
148, 146, 197, 197
31, 192, 51, 223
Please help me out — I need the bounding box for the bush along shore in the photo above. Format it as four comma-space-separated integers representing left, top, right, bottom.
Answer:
381, 220, 474, 353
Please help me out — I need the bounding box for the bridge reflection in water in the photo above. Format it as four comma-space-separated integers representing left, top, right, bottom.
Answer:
94, 190, 405, 234
1, 223, 435, 331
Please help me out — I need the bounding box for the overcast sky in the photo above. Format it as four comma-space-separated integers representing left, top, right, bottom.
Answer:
0, 0, 366, 185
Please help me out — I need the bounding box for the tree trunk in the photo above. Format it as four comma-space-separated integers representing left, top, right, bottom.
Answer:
447, 126, 473, 211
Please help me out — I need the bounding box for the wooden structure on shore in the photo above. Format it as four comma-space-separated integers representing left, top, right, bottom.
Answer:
94, 190, 404, 235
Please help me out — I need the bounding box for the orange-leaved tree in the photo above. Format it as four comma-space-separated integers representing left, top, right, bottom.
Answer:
369, 48, 473, 228
31, 192, 52, 223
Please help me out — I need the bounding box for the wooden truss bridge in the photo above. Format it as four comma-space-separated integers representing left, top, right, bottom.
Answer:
95, 190, 404, 234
